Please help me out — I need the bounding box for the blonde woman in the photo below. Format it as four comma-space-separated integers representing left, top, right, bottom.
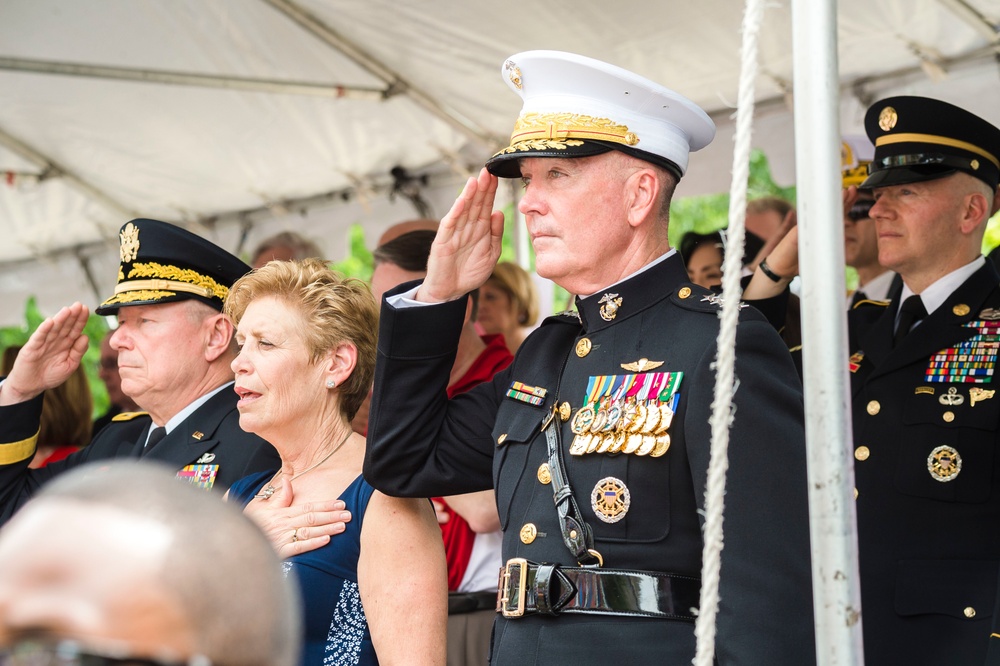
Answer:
225, 259, 446, 666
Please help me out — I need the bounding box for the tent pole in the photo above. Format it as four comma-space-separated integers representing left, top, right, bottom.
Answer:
0, 57, 388, 100
790, 0, 865, 663
262, 0, 502, 148
0, 124, 136, 221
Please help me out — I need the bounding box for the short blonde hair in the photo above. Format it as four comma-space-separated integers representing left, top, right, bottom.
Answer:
489, 262, 539, 327
224, 259, 378, 421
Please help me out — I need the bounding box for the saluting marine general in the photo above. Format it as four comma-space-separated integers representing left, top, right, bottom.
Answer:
364, 51, 816, 665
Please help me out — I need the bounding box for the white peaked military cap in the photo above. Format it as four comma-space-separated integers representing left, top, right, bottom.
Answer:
486, 50, 716, 180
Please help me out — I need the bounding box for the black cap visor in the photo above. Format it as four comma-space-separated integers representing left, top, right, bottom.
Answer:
486, 139, 683, 180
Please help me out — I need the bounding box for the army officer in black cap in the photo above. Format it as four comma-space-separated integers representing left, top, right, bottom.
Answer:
365, 50, 815, 665
0, 219, 286, 524
749, 95, 1000, 663
839, 97, 1000, 665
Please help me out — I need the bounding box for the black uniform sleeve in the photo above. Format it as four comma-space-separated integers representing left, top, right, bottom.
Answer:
685, 316, 817, 665
364, 291, 501, 497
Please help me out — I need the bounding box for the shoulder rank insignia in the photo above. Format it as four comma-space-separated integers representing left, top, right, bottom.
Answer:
621, 358, 664, 372
554, 309, 582, 323
701, 294, 748, 309
111, 411, 149, 422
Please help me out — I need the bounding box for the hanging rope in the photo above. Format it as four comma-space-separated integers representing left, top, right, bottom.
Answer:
693, 0, 767, 663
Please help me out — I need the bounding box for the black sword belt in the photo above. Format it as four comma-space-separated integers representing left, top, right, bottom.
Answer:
448, 590, 499, 615
496, 558, 700, 621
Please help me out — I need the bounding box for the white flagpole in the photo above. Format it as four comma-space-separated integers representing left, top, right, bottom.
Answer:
790, 0, 866, 663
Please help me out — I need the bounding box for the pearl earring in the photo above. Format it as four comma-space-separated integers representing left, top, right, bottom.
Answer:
326, 379, 336, 389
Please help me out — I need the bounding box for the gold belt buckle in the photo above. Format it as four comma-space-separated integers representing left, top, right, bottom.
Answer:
499, 558, 528, 618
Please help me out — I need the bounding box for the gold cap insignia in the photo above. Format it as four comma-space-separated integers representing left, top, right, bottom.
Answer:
591, 476, 630, 523
119, 222, 140, 263
927, 445, 962, 482
878, 106, 898, 132
971, 159, 980, 170
504, 60, 522, 90
953, 303, 970, 317
598, 293, 622, 322
620, 358, 664, 372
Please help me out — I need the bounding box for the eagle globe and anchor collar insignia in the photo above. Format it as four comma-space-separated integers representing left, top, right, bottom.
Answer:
591, 476, 630, 523
598, 293, 622, 321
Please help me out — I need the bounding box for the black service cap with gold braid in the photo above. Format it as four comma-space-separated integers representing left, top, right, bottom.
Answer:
95, 219, 251, 316
862, 96, 1000, 190
485, 51, 715, 180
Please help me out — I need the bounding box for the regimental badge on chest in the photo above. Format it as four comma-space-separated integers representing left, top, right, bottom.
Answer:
569, 371, 682, 457
591, 476, 630, 523
925, 320, 1000, 384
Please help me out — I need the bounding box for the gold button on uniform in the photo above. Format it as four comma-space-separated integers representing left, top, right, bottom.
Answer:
866, 400, 881, 415
520, 523, 537, 544
854, 488, 859, 500
497, 433, 507, 444
576, 338, 592, 357
559, 402, 571, 422
953, 304, 971, 317
569, 529, 578, 540
855, 446, 870, 461
537, 463, 552, 485
943, 411, 955, 423
678, 287, 692, 299
964, 606, 976, 618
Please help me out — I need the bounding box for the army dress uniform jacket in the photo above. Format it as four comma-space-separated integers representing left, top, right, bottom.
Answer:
365, 254, 816, 666
0, 384, 280, 524
849, 261, 1000, 666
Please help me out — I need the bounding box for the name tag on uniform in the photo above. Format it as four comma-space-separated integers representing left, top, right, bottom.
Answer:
177, 464, 218, 489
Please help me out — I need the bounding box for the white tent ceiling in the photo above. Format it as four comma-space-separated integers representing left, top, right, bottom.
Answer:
0, 0, 998, 326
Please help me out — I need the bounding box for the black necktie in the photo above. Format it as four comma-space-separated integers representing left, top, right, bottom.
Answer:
143, 426, 167, 456
894, 295, 927, 347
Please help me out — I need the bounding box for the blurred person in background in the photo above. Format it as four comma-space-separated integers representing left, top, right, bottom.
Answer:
2, 346, 91, 467
477, 261, 540, 354
251, 230, 324, 269
93, 329, 141, 434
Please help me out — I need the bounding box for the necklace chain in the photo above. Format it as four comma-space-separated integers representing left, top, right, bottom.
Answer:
254, 429, 352, 500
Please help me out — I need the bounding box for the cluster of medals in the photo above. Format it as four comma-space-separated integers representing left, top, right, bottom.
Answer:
569, 372, 682, 457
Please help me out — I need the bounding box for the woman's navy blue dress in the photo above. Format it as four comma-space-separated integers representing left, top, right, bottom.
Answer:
230, 472, 378, 665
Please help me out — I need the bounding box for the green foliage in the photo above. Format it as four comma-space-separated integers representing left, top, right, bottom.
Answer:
982, 211, 1000, 256
329, 223, 375, 282
0, 299, 111, 419
667, 149, 796, 247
